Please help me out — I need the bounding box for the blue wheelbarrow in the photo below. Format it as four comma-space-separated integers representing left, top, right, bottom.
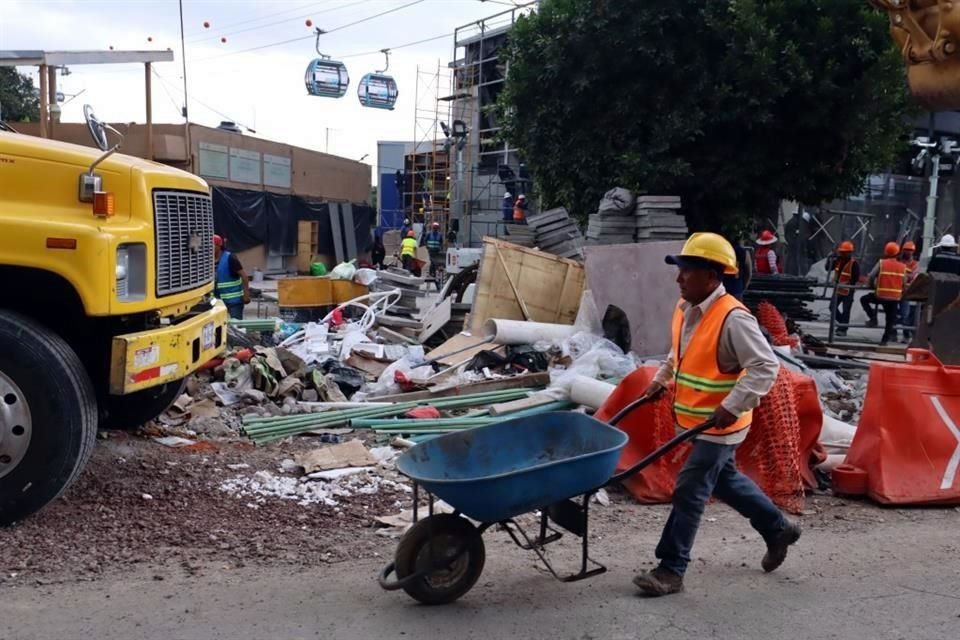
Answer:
378, 396, 716, 604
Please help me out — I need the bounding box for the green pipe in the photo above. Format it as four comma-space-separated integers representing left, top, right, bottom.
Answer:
354, 401, 573, 431
242, 388, 534, 428
242, 388, 544, 442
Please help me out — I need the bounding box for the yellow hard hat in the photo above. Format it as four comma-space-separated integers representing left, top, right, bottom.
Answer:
665, 232, 738, 275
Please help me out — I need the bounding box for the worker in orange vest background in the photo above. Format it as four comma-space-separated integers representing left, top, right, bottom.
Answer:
754, 230, 780, 274
512, 194, 528, 224
859, 242, 907, 345
632, 233, 799, 597
829, 240, 859, 337
898, 240, 919, 343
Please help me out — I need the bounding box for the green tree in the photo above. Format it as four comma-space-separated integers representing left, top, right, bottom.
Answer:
0, 68, 40, 122
496, 0, 914, 233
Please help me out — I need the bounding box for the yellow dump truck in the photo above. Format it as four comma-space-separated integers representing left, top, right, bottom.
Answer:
0, 108, 227, 525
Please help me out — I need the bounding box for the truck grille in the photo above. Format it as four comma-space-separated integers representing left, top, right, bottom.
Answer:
153, 190, 215, 297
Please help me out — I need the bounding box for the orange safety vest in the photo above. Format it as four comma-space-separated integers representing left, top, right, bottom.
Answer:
835, 259, 856, 296
902, 258, 919, 285
513, 203, 526, 222
671, 294, 752, 437
876, 258, 907, 301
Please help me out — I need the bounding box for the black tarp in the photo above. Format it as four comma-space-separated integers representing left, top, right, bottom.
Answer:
214, 186, 373, 260
213, 187, 268, 253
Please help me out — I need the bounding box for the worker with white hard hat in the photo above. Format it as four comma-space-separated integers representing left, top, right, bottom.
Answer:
929, 233, 960, 276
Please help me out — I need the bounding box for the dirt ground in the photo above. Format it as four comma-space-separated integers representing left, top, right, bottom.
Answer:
2, 429, 959, 640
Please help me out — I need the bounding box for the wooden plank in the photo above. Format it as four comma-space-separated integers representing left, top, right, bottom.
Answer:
345, 354, 390, 379
469, 238, 585, 332
494, 245, 532, 320
278, 277, 333, 307
418, 297, 453, 343
332, 280, 368, 303
378, 327, 421, 346
296, 220, 314, 273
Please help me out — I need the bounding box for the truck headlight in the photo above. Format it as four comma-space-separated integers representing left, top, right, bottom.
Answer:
116, 243, 146, 301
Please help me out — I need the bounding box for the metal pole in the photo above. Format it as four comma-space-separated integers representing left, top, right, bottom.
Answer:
922, 152, 940, 263
179, 0, 189, 119
47, 66, 57, 137
145, 62, 153, 160
38, 65, 48, 139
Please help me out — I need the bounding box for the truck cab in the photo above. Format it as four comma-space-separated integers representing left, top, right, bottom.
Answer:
0, 110, 228, 525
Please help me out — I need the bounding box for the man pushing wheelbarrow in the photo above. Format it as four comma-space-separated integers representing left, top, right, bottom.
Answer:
379, 233, 800, 605
632, 232, 801, 597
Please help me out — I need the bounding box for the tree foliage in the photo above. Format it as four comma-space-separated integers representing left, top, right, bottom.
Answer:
0, 68, 40, 122
496, 0, 914, 233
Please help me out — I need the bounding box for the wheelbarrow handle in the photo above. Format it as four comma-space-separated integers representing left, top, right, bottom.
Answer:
606, 392, 658, 427
606, 417, 717, 486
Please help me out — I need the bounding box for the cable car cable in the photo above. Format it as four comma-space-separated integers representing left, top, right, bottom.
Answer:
192, 0, 424, 64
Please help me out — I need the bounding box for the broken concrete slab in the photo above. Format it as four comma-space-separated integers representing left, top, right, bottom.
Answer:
583, 241, 685, 356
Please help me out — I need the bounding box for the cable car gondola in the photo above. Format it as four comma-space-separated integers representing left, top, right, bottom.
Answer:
305, 28, 349, 98
358, 49, 398, 110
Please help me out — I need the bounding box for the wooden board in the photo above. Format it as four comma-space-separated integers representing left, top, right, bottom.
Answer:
428, 332, 498, 366
469, 237, 585, 332
278, 277, 366, 307
418, 297, 452, 343
488, 394, 558, 417
278, 277, 333, 307
296, 220, 319, 274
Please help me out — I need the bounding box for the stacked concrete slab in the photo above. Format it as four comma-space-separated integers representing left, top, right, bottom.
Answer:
502, 224, 537, 248
634, 195, 688, 241
525, 207, 585, 259
585, 194, 687, 245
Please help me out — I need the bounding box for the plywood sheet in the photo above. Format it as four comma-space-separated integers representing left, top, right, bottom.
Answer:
583, 241, 685, 356
469, 238, 585, 332
278, 277, 333, 307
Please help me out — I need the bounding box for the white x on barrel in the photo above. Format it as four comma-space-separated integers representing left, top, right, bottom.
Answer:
930, 396, 960, 491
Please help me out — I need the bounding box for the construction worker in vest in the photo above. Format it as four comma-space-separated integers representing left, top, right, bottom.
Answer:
421, 222, 444, 284
513, 194, 528, 224
633, 233, 799, 597
829, 240, 860, 337
898, 240, 919, 343
754, 229, 780, 274
213, 234, 250, 320
859, 242, 907, 345
400, 229, 418, 273
929, 233, 960, 276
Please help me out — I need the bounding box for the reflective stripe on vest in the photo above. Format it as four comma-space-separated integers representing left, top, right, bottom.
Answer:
400, 237, 417, 257
425, 232, 442, 253
836, 259, 855, 296
215, 251, 244, 303
671, 294, 752, 437
876, 258, 907, 301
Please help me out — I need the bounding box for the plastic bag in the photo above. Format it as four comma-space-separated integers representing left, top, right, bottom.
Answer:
362, 356, 419, 397
549, 331, 639, 394
337, 324, 368, 362
330, 260, 357, 281
353, 268, 378, 286
310, 262, 328, 276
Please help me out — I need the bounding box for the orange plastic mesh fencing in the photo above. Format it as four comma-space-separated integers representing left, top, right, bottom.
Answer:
597, 367, 806, 514
756, 301, 798, 347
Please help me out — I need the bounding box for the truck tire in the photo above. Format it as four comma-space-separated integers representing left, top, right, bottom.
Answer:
0, 310, 98, 526
99, 378, 187, 431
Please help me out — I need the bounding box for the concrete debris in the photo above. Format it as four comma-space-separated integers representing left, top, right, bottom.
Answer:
294, 440, 378, 473
219, 469, 401, 507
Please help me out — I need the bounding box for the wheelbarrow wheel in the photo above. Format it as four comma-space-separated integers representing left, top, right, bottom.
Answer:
394, 514, 485, 605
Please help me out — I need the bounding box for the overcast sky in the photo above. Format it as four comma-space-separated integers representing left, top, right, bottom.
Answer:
2, 0, 530, 176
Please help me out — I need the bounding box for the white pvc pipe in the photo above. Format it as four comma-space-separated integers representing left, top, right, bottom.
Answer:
569, 376, 616, 409
483, 319, 580, 345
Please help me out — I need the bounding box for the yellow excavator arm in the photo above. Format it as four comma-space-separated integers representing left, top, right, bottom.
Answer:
871, 0, 960, 110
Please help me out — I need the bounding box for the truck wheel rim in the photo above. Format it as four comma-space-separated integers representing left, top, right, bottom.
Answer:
0, 371, 32, 480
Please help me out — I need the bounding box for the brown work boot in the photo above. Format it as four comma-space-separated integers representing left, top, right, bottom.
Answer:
762, 522, 802, 573
632, 566, 684, 597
